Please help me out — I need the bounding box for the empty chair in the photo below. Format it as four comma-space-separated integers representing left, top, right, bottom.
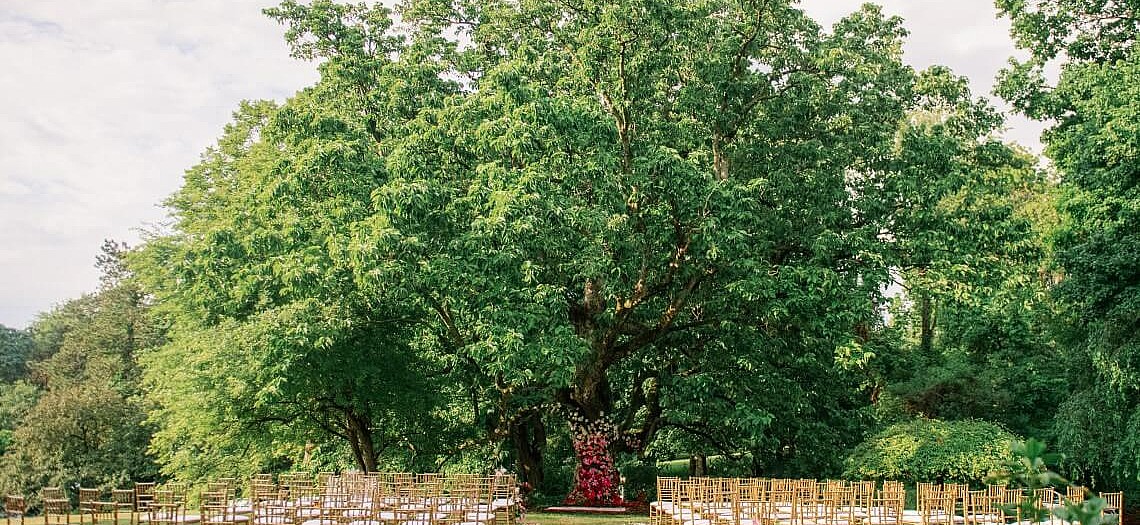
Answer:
652, 477, 681, 525
251, 497, 292, 525
964, 490, 1000, 525
113, 489, 137, 525
136, 483, 156, 515
79, 488, 115, 525
148, 498, 187, 525
868, 488, 905, 525
1066, 487, 1086, 504
4, 495, 26, 525
1100, 492, 1123, 522
202, 491, 236, 525
43, 487, 73, 525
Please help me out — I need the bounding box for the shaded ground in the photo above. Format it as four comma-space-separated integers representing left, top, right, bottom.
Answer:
525, 512, 647, 525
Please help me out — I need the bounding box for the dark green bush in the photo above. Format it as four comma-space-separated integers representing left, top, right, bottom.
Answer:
843, 419, 1018, 484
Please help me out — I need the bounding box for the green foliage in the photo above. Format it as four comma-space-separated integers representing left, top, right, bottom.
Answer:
0, 381, 39, 454
995, 0, 1138, 118
0, 326, 33, 383
989, 439, 1118, 525
998, 0, 1140, 494
0, 241, 162, 496
843, 419, 1018, 484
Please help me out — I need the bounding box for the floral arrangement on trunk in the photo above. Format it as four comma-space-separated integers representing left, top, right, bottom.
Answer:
564, 413, 624, 507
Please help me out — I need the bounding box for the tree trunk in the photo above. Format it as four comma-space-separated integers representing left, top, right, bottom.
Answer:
919, 292, 935, 355
510, 412, 546, 490
689, 454, 708, 476
345, 410, 378, 472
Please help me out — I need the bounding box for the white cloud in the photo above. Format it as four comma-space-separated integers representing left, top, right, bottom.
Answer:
799, 0, 1048, 151
0, 0, 1049, 328
0, 1, 318, 328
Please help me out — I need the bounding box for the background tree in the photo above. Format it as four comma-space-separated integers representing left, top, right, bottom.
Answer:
0, 241, 161, 496
997, 0, 1140, 492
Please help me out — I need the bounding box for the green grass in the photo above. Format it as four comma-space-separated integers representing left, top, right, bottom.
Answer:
524, 512, 648, 525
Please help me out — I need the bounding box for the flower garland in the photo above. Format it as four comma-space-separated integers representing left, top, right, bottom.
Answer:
564, 413, 623, 507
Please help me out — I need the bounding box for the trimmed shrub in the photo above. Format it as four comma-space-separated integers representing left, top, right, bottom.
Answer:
843, 419, 1018, 484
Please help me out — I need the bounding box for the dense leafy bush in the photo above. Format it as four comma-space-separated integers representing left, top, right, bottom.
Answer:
843, 419, 1017, 484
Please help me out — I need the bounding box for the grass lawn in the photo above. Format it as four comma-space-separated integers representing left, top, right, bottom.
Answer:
524, 512, 649, 525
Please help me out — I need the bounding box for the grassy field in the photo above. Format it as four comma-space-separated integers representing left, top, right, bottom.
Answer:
524, 512, 648, 525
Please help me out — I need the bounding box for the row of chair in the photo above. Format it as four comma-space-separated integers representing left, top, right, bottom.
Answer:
3, 472, 520, 525
651, 478, 1124, 525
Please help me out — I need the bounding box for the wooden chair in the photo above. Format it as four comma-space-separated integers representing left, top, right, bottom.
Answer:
112, 489, 136, 525
135, 483, 156, 515
147, 500, 187, 525
964, 490, 999, 525
451, 479, 496, 525
1100, 492, 1123, 522
202, 491, 236, 525
4, 495, 25, 525
250, 496, 292, 525
868, 488, 904, 525
43, 487, 73, 525
79, 488, 115, 525
738, 478, 773, 525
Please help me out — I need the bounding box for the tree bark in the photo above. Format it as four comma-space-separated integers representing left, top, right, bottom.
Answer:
344, 410, 378, 472
510, 412, 546, 490
689, 454, 708, 476
918, 292, 935, 355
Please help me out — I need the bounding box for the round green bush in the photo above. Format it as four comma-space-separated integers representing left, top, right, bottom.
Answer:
843, 419, 1018, 484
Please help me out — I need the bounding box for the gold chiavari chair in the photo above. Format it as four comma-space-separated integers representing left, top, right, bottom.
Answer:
452, 478, 495, 525
816, 485, 856, 525
148, 491, 187, 525
251, 494, 292, 525
769, 486, 797, 525
1100, 492, 1123, 522
4, 495, 25, 525
868, 486, 905, 525
851, 481, 877, 521
964, 490, 999, 525
112, 489, 137, 525
490, 474, 518, 525
882, 482, 904, 495
1066, 487, 1086, 504
43, 488, 73, 525
653, 477, 681, 525
997, 489, 1025, 525
202, 491, 237, 525
135, 483, 156, 516
738, 478, 771, 525
79, 488, 115, 525
677, 479, 713, 525
711, 477, 742, 525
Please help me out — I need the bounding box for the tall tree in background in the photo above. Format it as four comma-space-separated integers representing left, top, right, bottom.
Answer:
0, 241, 162, 494
868, 65, 1064, 436
136, 0, 924, 495
996, 0, 1140, 489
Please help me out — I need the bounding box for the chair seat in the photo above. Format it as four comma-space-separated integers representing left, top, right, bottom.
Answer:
299, 519, 338, 525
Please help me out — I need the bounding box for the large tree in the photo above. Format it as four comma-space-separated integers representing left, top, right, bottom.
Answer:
138, 0, 1024, 500
347, 0, 915, 498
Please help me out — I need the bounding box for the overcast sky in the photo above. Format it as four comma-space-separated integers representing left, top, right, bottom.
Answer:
0, 0, 1045, 329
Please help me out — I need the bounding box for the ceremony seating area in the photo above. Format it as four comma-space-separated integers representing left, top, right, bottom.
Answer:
650, 478, 1123, 525
19, 472, 520, 525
